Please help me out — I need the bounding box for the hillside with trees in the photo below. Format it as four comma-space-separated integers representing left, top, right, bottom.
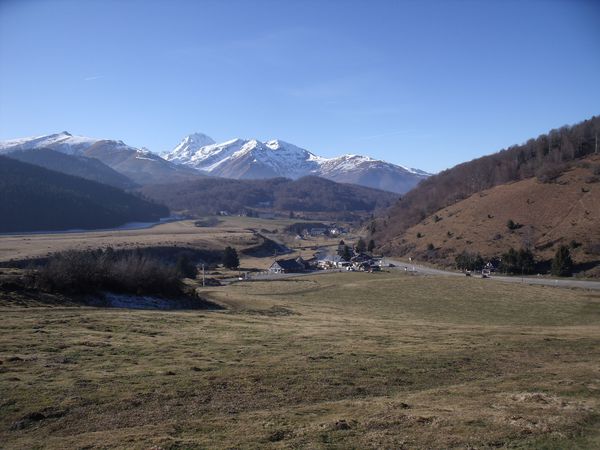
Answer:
374, 116, 599, 237
0, 156, 169, 233
140, 175, 397, 219
7, 148, 137, 190
371, 116, 600, 276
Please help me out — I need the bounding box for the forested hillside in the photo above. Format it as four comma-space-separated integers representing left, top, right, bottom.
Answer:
0, 157, 169, 233
7, 148, 136, 189
140, 175, 397, 218
374, 116, 600, 240
370, 116, 600, 275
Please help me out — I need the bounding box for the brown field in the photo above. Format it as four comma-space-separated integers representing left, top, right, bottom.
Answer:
0, 216, 340, 265
1, 272, 600, 449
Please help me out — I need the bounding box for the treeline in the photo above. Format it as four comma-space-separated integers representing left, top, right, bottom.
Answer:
139, 175, 397, 216
0, 156, 169, 233
375, 116, 600, 240
455, 245, 574, 276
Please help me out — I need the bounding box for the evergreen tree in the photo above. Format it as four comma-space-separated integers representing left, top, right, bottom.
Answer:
355, 237, 366, 253
518, 248, 535, 274
337, 240, 346, 257
367, 239, 376, 253
551, 245, 573, 277
455, 250, 484, 271
500, 247, 535, 274
341, 245, 352, 261
222, 246, 240, 269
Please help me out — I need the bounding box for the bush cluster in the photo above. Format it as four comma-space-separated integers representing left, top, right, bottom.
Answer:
32, 248, 185, 297
455, 251, 484, 271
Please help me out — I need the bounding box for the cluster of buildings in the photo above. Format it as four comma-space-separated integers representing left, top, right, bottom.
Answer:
268, 253, 383, 275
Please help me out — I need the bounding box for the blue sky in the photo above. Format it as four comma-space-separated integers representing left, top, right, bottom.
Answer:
0, 0, 598, 173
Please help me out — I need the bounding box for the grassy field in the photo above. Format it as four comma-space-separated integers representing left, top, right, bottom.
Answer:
0, 216, 319, 264
1, 272, 600, 449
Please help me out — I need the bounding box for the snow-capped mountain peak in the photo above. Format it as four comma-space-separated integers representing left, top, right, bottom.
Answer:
165, 132, 216, 163
164, 135, 430, 193
180, 132, 215, 148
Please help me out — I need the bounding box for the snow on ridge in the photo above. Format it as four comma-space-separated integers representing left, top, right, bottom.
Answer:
0, 132, 167, 162
0, 131, 102, 155
163, 133, 430, 181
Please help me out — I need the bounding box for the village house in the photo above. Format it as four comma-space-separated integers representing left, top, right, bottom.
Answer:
309, 227, 327, 237
268, 258, 307, 274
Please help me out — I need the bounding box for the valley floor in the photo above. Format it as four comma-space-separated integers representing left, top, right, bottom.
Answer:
1, 272, 600, 449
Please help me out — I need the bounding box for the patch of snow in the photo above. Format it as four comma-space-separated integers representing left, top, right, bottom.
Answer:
102, 293, 182, 310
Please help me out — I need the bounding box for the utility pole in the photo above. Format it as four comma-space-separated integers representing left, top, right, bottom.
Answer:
202, 264, 205, 287
595, 133, 598, 154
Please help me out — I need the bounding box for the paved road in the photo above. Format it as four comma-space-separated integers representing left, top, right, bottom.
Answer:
221, 254, 600, 291
386, 259, 600, 290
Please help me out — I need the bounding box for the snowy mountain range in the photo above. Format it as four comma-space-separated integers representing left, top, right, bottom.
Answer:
0, 132, 200, 185
165, 133, 429, 193
0, 131, 429, 193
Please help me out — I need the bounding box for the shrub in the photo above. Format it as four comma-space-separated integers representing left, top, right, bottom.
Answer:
506, 219, 523, 231
536, 163, 568, 183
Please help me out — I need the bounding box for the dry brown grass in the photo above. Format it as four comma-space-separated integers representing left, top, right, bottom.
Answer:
0, 216, 309, 264
393, 155, 600, 270
1, 272, 599, 449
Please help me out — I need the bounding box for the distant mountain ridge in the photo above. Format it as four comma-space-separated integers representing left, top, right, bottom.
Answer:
0, 132, 202, 186
139, 175, 398, 221
164, 134, 429, 193
0, 131, 429, 192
